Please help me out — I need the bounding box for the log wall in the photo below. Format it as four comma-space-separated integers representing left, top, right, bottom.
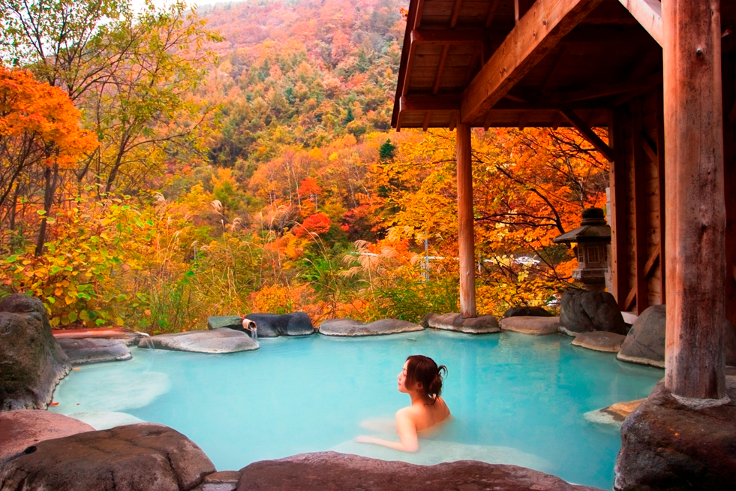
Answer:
610, 89, 665, 314
724, 52, 736, 330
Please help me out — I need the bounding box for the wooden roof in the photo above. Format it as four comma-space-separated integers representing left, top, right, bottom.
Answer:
391, 0, 736, 130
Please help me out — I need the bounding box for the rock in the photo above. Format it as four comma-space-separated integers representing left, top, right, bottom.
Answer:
196, 471, 241, 491
422, 313, 500, 334
142, 328, 259, 353
0, 410, 93, 467
583, 399, 646, 427
319, 318, 423, 336
559, 290, 627, 336
243, 312, 314, 337
614, 378, 736, 490
53, 327, 142, 346
499, 316, 560, 335
503, 306, 553, 318
57, 338, 132, 364
571, 331, 626, 352
616, 305, 666, 368
207, 316, 243, 331
0, 293, 71, 410
236, 452, 600, 491
0, 423, 215, 491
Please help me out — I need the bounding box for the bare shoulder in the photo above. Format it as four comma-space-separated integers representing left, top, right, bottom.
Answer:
435, 397, 451, 419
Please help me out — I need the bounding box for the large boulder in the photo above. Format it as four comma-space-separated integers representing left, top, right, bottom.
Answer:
0, 423, 215, 491
499, 316, 560, 335
503, 306, 553, 318
0, 293, 71, 410
616, 305, 666, 367
617, 305, 736, 368
559, 290, 626, 336
614, 377, 736, 490
319, 318, 423, 336
236, 452, 600, 491
243, 312, 314, 337
141, 328, 258, 353
0, 410, 93, 468
422, 313, 500, 334
57, 338, 132, 364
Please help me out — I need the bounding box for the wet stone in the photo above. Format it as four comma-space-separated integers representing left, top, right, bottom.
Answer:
319, 318, 423, 336
499, 316, 560, 335
572, 331, 626, 353
57, 338, 132, 364
423, 313, 500, 334
142, 328, 258, 354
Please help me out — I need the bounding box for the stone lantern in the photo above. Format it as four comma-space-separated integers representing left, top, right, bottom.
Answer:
553, 207, 611, 291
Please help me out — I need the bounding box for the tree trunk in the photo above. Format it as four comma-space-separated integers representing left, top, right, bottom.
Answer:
35, 164, 59, 257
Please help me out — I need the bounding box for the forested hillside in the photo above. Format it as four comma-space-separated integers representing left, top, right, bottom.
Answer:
1, 0, 608, 332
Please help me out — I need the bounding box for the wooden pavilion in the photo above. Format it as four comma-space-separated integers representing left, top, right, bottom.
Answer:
392, 0, 735, 402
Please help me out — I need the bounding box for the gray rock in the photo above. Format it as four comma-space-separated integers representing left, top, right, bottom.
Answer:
0, 293, 71, 410
572, 331, 626, 352
236, 452, 600, 491
0, 423, 215, 491
559, 290, 627, 336
614, 377, 736, 490
0, 410, 94, 468
142, 328, 258, 353
423, 313, 500, 334
196, 471, 241, 491
244, 312, 314, 337
499, 316, 560, 335
58, 338, 132, 364
616, 305, 666, 368
319, 318, 423, 336
207, 315, 243, 330
503, 306, 553, 318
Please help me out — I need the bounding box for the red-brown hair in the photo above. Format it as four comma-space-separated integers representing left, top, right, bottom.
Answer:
405, 355, 447, 404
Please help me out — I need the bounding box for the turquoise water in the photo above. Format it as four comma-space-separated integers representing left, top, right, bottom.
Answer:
50, 331, 661, 489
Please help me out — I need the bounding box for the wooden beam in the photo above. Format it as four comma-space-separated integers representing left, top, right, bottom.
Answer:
450, 0, 463, 28
556, 72, 663, 103
663, 0, 726, 400
518, 111, 532, 130
642, 244, 660, 279
414, 0, 425, 29
485, 0, 502, 28
422, 112, 431, 132
400, 41, 416, 97
515, 0, 535, 23
640, 132, 658, 163
560, 109, 614, 161
631, 99, 649, 315
410, 29, 488, 45
656, 91, 666, 302
461, 0, 605, 124
399, 95, 461, 112
449, 111, 458, 131
618, 0, 663, 46
456, 123, 476, 318
623, 286, 637, 311
609, 109, 629, 309
433, 44, 450, 95
539, 45, 567, 93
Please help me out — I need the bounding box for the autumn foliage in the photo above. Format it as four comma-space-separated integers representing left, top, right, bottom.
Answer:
1, 0, 610, 332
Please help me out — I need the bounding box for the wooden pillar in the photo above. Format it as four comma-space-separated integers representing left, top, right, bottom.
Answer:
609, 109, 630, 309
457, 123, 476, 318
663, 0, 726, 399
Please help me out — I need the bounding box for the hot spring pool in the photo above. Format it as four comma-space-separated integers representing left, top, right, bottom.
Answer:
49, 330, 661, 489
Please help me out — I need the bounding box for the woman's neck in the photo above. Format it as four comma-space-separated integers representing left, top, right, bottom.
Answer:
409, 391, 432, 406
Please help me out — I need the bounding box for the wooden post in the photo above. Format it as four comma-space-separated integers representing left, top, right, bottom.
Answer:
663, 0, 726, 400
457, 123, 476, 318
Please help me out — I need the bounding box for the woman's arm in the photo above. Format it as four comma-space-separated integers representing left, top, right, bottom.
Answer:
354, 410, 418, 452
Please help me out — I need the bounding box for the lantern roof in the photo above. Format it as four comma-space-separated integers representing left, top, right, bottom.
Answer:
553, 207, 611, 244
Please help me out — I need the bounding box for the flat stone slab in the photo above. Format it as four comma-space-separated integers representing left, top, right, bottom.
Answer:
57, 337, 132, 364
236, 452, 601, 491
52, 327, 142, 346
423, 313, 500, 334
500, 316, 560, 335
0, 410, 94, 467
207, 316, 243, 331
0, 423, 215, 491
615, 377, 736, 490
571, 331, 626, 352
196, 470, 240, 491
583, 399, 646, 427
141, 328, 258, 353
319, 318, 423, 336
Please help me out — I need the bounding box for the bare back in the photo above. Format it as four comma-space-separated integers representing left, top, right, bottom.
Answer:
399, 396, 450, 432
